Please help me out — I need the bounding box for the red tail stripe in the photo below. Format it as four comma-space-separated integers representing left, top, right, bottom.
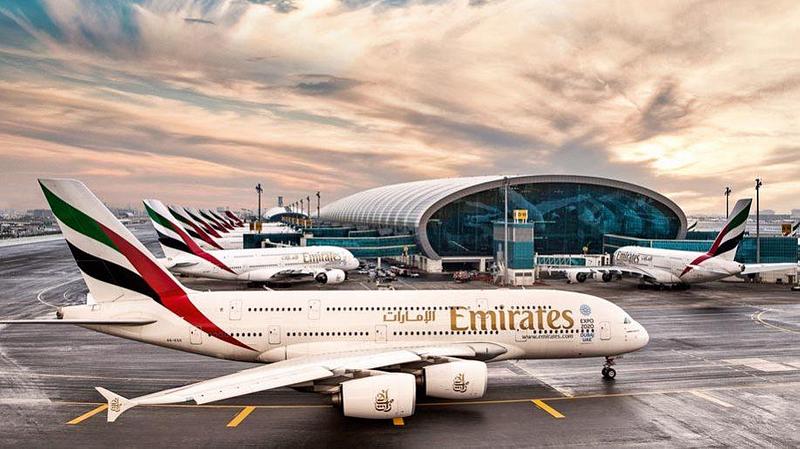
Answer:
167, 222, 236, 274
98, 223, 253, 351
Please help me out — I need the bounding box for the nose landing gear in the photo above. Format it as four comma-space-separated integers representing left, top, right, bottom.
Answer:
601, 356, 616, 380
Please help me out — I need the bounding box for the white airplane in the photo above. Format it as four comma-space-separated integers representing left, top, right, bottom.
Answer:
144, 199, 357, 284
1, 178, 648, 422
558, 199, 798, 287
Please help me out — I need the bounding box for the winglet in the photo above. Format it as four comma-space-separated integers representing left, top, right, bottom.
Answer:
95, 387, 137, 422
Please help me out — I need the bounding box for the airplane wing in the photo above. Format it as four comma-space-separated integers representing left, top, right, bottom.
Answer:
741, 263, 798, 275
93, 343, 504, 422
268, 268, 316, 281
550, 265, 656, 282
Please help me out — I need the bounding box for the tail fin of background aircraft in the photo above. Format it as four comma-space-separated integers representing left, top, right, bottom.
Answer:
144, 199, 184, 258
707, 198, 751, 261
185, 207, 222, 238
209, 209, 235, 230
39, 179, 190, 304
198, 209, 228, 234
225, 210, 245, 227
144, 200, 235, 275
170, 206, 223, 249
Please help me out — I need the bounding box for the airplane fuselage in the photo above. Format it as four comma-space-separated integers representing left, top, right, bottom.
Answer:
614, 246, 743, 284
64, 289, 649, 364
167, 246, 358, 282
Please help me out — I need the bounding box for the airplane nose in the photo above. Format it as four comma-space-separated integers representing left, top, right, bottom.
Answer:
638, 322, 650, 348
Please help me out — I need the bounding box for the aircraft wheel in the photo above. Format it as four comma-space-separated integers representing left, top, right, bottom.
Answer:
603, 367, 616, 380
576, 272, 588, 283
601, 273, 613, 282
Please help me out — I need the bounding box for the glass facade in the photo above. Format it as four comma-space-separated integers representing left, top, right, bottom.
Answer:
305, 235, 417, 258
427, 183, 682, 257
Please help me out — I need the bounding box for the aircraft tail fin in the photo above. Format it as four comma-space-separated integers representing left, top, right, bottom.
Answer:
144, 200, 236, 275
169, 206, 223, 250
707, 198, 751, 261
39, 178, 190, 304
144, 199, 187, 259
95, 387, 137, 422
225, 210, 244, 227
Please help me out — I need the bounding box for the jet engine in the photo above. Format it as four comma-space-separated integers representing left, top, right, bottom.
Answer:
566, 271, 589, 283
421, 361, 488, 399
333, 373, 416, 419
315, 269, 346, 285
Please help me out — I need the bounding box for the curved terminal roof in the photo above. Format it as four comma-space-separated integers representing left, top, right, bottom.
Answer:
264, 206, 308, 220
320, 175, 687, 258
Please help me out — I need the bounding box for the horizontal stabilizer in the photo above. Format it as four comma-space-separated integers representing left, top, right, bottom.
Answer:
95, 387, 137, 422
741, 263, 799, 275
0, 319, 156, 325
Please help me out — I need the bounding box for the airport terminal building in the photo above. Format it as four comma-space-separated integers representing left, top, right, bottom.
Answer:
319, 175, 687, 270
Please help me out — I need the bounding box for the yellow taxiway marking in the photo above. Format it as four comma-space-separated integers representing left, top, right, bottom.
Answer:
690, 390, 733, 408
752, 311, 800, 335
531, 399, 564, 419
57, 380, 800, 423
66, 404, 107, 425
392, 417, 405, 426
227, 406, 256, 428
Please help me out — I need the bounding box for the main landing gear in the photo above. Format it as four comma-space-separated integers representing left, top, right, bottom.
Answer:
601, 356, 616, 380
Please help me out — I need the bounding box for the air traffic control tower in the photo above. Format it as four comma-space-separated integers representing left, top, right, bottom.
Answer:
492, 209, 537, 286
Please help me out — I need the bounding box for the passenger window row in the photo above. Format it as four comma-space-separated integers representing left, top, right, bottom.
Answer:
247, 307, 302, 312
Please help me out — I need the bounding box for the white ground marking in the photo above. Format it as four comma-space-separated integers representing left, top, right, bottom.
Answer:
511, 361, 575, 397
690, 390, 734, 408
722, 358, 797, 372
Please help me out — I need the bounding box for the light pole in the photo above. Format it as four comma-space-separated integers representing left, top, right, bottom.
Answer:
755, 178, 762, 264
316, 191, 321, 220
724, 186, 731, 218
307, 196, 311, 217
503, 177, 509, 286
255, 183, 262, 224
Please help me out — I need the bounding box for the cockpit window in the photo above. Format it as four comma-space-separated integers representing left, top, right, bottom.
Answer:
623, 316, 631, 324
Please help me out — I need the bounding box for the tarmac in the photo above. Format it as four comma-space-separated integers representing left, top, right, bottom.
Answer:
1, 224, 799, 448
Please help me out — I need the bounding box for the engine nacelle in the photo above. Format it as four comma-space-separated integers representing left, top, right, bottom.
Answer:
566, 271, 589, 283
422, 361, 488, 399
335, 373, 416, 419
315, 268, 346, 285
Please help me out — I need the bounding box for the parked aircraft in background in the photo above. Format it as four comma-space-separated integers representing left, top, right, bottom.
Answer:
556, 199, 798, 287
1, 178, 648, 423
145, 199, 356, 284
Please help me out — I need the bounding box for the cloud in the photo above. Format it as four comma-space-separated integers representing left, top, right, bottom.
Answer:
0, 0, 798, 214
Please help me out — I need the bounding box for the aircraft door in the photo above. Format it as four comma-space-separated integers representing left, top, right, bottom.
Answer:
308, 299, 321, 320
268, 325, 281, 345
375, 325, 387, 342
599, 321, 611, 340
190, 328, 203, 345
229, 300, 242, 320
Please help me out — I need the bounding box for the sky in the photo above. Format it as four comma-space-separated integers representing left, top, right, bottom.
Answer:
0, 0, 798, 214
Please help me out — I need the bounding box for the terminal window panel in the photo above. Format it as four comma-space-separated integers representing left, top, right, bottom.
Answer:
427, 183, 681, 257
